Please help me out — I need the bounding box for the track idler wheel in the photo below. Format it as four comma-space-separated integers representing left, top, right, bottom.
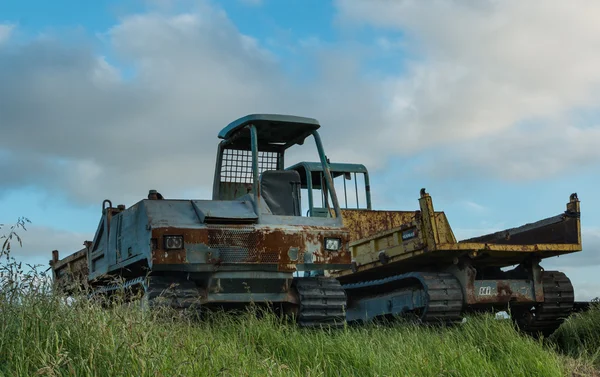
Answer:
513, 271, 574, 337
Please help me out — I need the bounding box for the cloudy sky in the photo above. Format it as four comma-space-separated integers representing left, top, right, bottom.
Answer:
1, 0, 599, 300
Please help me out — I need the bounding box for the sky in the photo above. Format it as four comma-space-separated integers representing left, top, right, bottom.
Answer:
1, 0, 599, 300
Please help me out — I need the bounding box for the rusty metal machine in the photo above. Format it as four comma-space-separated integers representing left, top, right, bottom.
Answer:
286, 161, 582, 336
49, 114, 352, 328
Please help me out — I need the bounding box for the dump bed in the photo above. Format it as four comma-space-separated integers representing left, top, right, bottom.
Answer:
332, 189, 581, 283
49, 242, 91, 293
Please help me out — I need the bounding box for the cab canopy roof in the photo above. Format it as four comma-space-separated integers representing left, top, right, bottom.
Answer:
218, 114, 321, 151
286, 161, 368, 189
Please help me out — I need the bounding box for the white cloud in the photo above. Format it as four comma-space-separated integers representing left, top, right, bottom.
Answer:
0, 3, 389, 206
2, 0, 600, 210
0, 23, 14, 44
463, 200, 487, 213
335, 0, 600, 179
92, 56, 122, 86
419, 121, 600, 181
3, 225, 92, 268
543, 227, 600, 269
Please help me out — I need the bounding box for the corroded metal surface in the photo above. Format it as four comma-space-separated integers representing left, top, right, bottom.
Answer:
50, 243, 91, 292
333, 191, 582, 279
151, 225, 350, 272
469, 280, 536, 304
340, 209, 418, 242
513, 271, 575, 337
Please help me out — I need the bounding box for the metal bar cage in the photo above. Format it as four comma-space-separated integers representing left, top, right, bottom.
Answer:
220, 148, 280, 184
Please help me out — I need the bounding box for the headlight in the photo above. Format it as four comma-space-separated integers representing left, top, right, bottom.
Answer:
324, 237, 341, 251
164, 235, 184, 250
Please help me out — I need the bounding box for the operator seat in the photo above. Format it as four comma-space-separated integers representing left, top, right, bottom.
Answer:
259, 170, 302, 216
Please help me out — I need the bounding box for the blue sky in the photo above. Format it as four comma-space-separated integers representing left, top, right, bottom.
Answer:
1, 0, 599, 300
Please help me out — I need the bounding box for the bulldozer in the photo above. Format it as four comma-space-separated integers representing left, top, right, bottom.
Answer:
49, 114, 352, 328
285, 161, 582, 336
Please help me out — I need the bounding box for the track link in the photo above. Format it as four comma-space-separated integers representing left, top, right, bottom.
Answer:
514, 271, 574, 337
342, 272, 464, 324
90, 276, 204, 310
293, 277, 347, 328
419, 273, 464, 324
140, 276, 203, 310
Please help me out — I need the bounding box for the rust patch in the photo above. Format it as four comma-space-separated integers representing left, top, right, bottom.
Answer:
50, 243, 90, 293
465, 266, 477, 304
151, 225, 351, 271
340, 209, 418, 242
153, 249, 187, 264
497, 281, 513, 300
467, 279, 535, 305
151, 227, 209, 265
260, 228, 301, 271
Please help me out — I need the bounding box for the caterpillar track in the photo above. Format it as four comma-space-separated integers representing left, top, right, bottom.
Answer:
88, 276, 203, 310
139, 276, 204, 310
89, 275, 348, 328
513, 271, 575, 337
342, 272, 465, 325
293, 277, 347, 328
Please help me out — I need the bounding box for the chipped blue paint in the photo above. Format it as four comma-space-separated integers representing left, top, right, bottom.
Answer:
185, 243, 212, 263
192, 199, 257, 223
54, 114, 353, 316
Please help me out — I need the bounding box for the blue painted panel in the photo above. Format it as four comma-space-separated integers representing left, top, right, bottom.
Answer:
106, 254, 149, 273
286, 161, 368, 174
260, 213, 343, 226
218, 114, 320, 140
107, 202, 152, 271
143, 200, 204, 228
142, 199, 258, 227
186, 243, 212, 264
192, 199, 257, 222
205, 293, 294, 303
346, 288, 427, 322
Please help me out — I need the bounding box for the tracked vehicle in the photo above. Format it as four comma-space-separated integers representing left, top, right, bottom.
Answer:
286, 161, 582, 336
49, 114, 352, 328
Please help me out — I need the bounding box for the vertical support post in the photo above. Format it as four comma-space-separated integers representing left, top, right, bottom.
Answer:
354, 172, 359, 209
312, 130, 342, 220
567, 193, 581, 247
364, 172, 372, 210
102, 199, 113, 263
278, 150, 284, 170
530, 257, 545, 303
212, 143, 224, 200
343, 174, 348, 208
418, 188, 439, 250
307, 169, 314, 216
250, 125, 260, 217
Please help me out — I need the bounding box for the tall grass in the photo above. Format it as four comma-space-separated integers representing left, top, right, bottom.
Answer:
0, 220, 598, 377
0, 293, 577, 377
550, 301, 600, 369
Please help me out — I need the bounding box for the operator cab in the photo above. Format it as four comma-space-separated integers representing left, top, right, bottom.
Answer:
212, 114, 343, 222
286, 162, 372, 218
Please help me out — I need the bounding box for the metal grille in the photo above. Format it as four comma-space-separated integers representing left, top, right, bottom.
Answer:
206, 226, 280, 263
220, 149, 279, 183
207, 227, 255, 262
261, 251, 280, 263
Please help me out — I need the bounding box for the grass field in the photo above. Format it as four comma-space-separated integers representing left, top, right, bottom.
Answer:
1, 282, 599, 377
0, 223, 598, 377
